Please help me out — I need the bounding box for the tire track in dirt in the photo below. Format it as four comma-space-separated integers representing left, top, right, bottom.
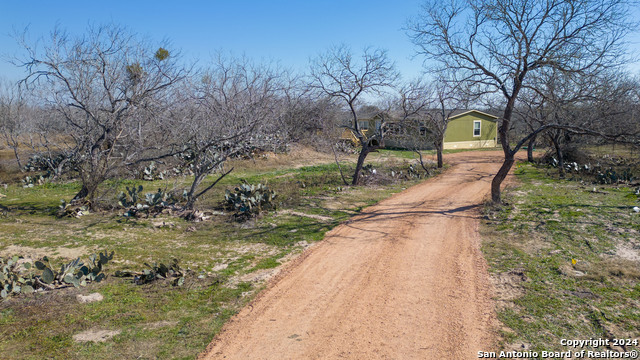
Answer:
200, 150, 520, 359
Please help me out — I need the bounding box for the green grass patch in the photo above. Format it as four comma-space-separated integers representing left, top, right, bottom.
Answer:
482, 162, 640, 355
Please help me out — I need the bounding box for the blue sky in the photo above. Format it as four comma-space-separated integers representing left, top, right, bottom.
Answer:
1, 1, 639, 84
0, 0, 426, 82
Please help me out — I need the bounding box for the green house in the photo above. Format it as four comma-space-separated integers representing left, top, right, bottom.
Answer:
340, 109, 498, 149
443, 110, 498, 149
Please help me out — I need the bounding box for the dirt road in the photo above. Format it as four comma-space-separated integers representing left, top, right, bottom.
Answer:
201, 151, 516, 359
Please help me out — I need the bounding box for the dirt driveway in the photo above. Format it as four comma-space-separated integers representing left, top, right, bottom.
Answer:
201, 150, 518, 359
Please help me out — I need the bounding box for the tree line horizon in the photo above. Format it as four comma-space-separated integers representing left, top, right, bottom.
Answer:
1, 0, 639, 209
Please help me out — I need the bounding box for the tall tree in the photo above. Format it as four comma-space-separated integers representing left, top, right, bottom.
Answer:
17, 25, 187, 206
310, 45, 399, 185
409, 0, 635, 203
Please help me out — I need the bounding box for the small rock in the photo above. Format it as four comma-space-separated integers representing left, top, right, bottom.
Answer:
572, 270, 586, 277
633, 206, 639, 213
77, 293, 104, 303
211, 263, 228, 271
73, 329, 120, 343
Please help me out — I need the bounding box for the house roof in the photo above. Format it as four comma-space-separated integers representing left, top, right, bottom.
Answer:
350, 108, 499, 122
448, 109, 499, 120
356, 111, 386, 119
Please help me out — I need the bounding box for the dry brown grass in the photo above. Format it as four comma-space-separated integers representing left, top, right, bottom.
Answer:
226, 144, 337, 172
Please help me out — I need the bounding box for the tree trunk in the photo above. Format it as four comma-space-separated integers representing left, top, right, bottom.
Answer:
72, 181, 100, 208
73, 185, 89, 202
352, 144, 370, 185
185, 173, 205, 210
527, 134, 536, 162
11, 146, 22, 170
490, 94, 518, 204
551, 134, 564, 176
491, 153, 515, 204
436, 140, 444, 168
332, 144, 349, 186
414, 150, 431, 175
185, 167, 233, 210
185, 196, 197, 211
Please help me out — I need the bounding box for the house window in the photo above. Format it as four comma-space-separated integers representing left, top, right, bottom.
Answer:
358, 120, 369, 130
375, 120, 382, 133
419, 121, 428, 136
386, 122, 401, 135
473, 120, 481, 137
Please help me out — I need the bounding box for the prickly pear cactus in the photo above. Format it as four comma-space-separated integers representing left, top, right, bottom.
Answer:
118, 185, 144, 207
224, 182, 277, 218
1, 251, 113, 300
1, 256, 36, 298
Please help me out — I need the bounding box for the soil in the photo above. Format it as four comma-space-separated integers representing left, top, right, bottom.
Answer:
76, 292, 104, 303
277, 209, 333, 222
72, 329, 120, 343
200, 150, 522, 360
226, 144, 336, 171
0, 244, 90, 260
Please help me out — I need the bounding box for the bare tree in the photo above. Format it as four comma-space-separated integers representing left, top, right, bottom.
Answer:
277, 75, 342, 146
410, 77, 471, 168
516, 68, 639, 171
0, 79, 28, 169
0, 82, 77, 178
174, 54, 290, 210
409, 0, 635, 203
585, 72, 640, 140
17, 25, 187, 206
310, 45, 399, 185
391, 79, 435, 169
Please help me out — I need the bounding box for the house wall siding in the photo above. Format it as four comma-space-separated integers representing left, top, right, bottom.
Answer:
444, 112, 497, 143
443, 139, 497, 149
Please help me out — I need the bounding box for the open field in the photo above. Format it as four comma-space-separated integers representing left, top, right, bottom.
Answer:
482, 161, 640, 354
0, 147, 436, 359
